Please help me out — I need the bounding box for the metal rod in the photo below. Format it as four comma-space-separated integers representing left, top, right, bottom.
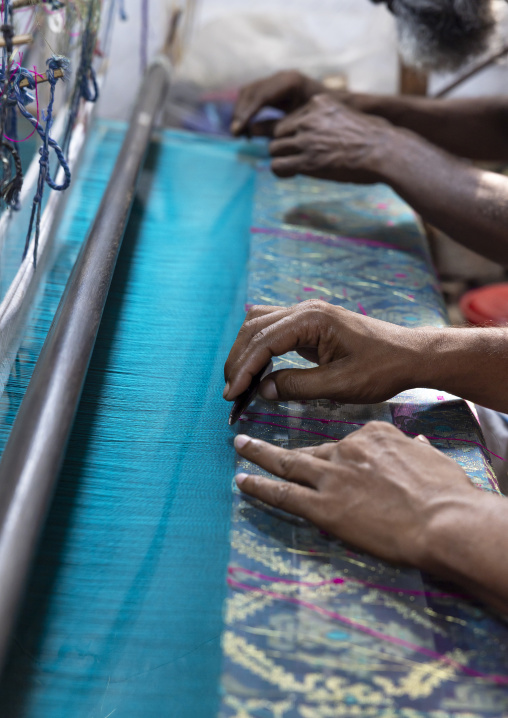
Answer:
0, 55, 171, 672
434, 44, 508, 98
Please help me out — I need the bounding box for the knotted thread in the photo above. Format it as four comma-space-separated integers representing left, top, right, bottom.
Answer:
22, 56, 71, 266
63, 1, 99, 153
0, 17, 23, 209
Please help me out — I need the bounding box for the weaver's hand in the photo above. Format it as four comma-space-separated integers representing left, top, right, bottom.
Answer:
234, 423, 476, 567
223, 300, 431, 404
231, 70, 324, 137
270, 94, 394, 183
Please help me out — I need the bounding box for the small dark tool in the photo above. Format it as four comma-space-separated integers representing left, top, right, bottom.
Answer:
228, 362, 272, 426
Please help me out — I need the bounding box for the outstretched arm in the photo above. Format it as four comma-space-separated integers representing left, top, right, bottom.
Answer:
346, 94, 508, 162
231, 70, 508, 161
223, 301, 508, 413
268, 94, 508, 265
233, 425, 508, 615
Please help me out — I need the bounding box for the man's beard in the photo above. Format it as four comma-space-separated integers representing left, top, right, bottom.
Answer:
373, 0, 496, 71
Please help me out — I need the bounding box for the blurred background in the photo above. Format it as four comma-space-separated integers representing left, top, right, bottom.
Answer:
98, 0, 508, 324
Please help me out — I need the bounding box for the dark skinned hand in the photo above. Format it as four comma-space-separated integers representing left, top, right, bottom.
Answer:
231, 70, 325, 137
269, 93, 394, 184
223, 300, 429, 405
234, 424, 475, 569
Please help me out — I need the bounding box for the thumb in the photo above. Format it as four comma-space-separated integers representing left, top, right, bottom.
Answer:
259, 365, 341, 402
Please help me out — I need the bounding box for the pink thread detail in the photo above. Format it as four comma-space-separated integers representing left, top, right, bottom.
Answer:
229, 566, 464, 600
357, 302, 367, 316
303, 287, 314, 292
395, 273, 407, 278
251, 226, 403, 253
242, 412, 504, 462
227, 578, 508, 684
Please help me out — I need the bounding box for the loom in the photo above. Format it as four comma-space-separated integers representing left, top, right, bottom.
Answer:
0, 2, 505, 716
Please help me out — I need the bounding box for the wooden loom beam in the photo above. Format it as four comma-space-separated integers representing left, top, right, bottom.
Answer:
0, 33, 32, 48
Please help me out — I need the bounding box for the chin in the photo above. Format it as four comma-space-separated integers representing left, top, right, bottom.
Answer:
374, 0, 497, 71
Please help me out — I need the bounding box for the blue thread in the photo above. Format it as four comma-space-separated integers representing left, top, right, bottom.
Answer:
22, 56, 71, 265
118, 0, 128, 21
63, 2, 99, 153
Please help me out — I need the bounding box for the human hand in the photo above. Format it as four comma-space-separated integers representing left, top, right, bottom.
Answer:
234, 423, 476, 568
269, 93, 395, 184
223, 300, 432, 404
231, 70, 324, 137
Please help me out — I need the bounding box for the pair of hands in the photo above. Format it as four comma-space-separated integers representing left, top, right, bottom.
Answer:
224, 300, 477, 572
231, 70, 394, 184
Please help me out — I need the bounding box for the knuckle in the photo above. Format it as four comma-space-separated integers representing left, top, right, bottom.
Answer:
282, 372, 302, 397
272, 480, 292, 509
252, 327, 271, 346
277, 451, 296, 478
245, 305, 263, 320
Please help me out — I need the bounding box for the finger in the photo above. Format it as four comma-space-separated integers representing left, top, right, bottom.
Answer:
235, 472, 320, 521
244, 304, 285, 320
270, 137, 302, 158
224, 307, 288, 394
414, 434, 431, 445
413, 434, 441, 452
271, 156, 303, 179
273, 105, 309, 138
297, 442, 338, 459
231, 89, 263, 136
259, 364, 344, 402
226, 312, 314, 399
234, 434, 328, 488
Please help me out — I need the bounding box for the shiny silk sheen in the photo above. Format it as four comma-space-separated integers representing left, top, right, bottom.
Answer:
0, 125, 254, 716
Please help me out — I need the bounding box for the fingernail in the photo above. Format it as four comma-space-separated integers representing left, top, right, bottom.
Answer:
231, 120, 240, 134
234, 434, 250, 449
260, 379, 278, 400
416, 434, 431, 445
235, 473, 248, 486
223, 382, 230, 399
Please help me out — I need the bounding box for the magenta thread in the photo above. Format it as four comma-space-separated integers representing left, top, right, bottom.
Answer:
241, 411, 504, 462
228, 566, 464, 600
251, 226, 404, 253
227, 577, 508, 684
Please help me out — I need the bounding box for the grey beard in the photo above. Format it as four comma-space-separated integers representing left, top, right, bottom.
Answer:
388, 0, 496, 71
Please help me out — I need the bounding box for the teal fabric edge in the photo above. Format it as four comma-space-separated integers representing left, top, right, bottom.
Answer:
0, 125, 256, 717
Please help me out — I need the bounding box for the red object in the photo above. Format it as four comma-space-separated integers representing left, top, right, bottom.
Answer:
460, 283, 508, 326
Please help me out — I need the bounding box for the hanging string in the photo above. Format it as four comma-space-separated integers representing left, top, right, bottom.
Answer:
21, 55, 71, 266
117, 0, 127, 21
62, 0, 100, 153
140, 0, 148, 74
0, 5, 24, 210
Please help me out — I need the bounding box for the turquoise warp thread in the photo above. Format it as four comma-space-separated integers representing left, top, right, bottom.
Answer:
0, 125, 254, 717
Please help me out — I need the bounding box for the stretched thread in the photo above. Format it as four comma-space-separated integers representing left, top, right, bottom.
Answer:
251, 226, 411, 254
228, 566, 465, 600
227, 577, 508, 684
242, 411, 504, 462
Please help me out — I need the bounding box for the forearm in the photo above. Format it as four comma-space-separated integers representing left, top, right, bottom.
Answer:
343, 93, 508, 162
412, 326, 508, 413
375, 127, 508, 265
425, 491, 508, 615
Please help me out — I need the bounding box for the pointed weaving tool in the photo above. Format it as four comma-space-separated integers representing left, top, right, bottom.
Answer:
229, 362, 273, 426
